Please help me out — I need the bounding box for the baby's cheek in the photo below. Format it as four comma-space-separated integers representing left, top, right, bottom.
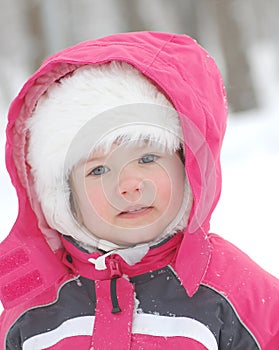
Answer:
83, 187, 104, 212
90, 195, 106, 213
155, 175, 172, 202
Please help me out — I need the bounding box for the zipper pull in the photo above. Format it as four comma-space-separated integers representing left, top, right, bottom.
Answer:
110, 278, 122, 314
108, 258, 122, 278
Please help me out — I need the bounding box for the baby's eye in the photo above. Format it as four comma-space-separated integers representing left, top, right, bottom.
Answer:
139, 154, 158, 164
90, 165, 110, 176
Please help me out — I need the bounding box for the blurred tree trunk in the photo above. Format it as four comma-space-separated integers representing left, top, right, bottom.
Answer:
25, 0, 47, 71
173, 0, 199, 38
38, 1, 71, 58
0, 0, 31, 105
117, 0, 146, 32
214, 1, 258, 112
25, 0, 74, 70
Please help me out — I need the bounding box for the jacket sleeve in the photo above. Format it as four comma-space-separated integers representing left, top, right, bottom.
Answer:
205, 234, 279, 350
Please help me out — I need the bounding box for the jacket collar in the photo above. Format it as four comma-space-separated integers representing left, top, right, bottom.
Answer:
61, 229, 212, 297
61, 233, 183, 281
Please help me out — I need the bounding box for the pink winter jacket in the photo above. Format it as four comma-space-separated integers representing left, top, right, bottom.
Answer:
0, 31, 279, 349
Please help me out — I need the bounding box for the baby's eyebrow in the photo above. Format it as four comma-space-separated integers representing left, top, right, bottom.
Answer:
85, 156, 105, 165
80, 151, 108, 166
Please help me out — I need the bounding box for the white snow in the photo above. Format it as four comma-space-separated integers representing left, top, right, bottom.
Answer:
211, 42, 279, 278
211, 106, 279, 278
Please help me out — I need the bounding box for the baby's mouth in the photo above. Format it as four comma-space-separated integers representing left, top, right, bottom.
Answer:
118, 205, 153, 218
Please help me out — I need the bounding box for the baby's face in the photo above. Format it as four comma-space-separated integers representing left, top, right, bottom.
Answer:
70, 142, 185, 246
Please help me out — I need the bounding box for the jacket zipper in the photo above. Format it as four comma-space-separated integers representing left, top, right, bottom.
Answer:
108, 258, 122, 314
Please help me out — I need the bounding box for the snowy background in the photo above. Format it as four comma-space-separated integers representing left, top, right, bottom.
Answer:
0, 1, 279, 313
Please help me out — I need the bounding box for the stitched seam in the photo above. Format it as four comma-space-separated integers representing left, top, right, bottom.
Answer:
141, 34, 175, 74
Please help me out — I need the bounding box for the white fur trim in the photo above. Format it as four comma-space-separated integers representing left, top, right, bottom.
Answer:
26, 62, 190, 253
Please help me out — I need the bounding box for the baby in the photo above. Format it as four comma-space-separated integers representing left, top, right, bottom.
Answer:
0, 32, 278, 349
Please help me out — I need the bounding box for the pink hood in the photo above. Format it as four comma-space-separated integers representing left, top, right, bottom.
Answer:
1, 31, 227, 307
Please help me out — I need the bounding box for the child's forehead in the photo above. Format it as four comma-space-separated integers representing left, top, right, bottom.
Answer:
86, 139, 170, 161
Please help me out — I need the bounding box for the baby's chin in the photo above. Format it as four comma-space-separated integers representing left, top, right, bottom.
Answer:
94, 226, 165, 247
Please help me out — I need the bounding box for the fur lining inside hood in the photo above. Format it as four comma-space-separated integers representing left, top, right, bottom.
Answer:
25, 62, 192, 257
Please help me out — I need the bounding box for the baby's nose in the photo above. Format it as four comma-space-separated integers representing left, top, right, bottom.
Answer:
118, 171, 143, 202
